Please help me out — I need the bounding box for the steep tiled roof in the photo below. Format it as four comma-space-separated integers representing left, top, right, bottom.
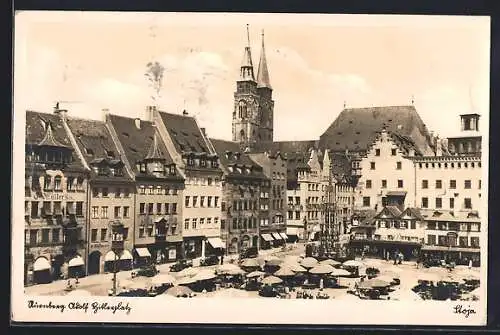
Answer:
107, 114, 176, 176
400, 207, 424, 220
158, 111, 213, 155
255, 140, 318, 155
65, 117, 133, 182
210, 138, 266, 179
319, 106, 434, 155
25, 111, 85, 171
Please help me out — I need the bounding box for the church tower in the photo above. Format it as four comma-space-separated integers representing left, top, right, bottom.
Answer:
256, 29, 274, 144
232, 25, 265, 151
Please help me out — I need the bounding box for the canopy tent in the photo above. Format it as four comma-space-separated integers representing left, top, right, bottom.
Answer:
207, 237, 225, 249
240, 258, 260, 268
246, 271, 266, 278
68, 256, 84, 268
300, 257, 319, 268
320, 259, 341, 267
279, 233, 289, 240
135, 248, 152, 258
309, 264, 336, 275
33, 257, 51, 271
261, 275, 283, 285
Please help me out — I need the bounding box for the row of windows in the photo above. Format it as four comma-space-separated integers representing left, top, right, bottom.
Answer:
365, 179, 404, 189
287, 211, 301, 220
26, 201, 84, 217
139, 185, 178, 195
91, 206, 131, 219
92, 166, 124, 177
272, 185, 285, 198
93, 187, 131, 198
185, 157, 219, 169
369, 161, 402, 170
27, 175, 85, 192
427, 222, 480, 232
271, 172, 286, 180
417, 161, 481, 169
231, 217, 258, 230
427, 235, 480, 248
421, 179, 481, 190
374, 148, 398, 157
185, 177, 221, 186
90, 227, 130, 242
183, 217, 220, 230
272, 199, 284, 210
377, 220, 418, 229
184, 196, 219, 208
421, 197, 474, 210
232, 199, 259, 211
25, 227, 83, 245
139, 203, 178, 215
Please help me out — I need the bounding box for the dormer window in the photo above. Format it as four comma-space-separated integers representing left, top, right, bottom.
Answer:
140, 164, 146, 173
106, 150, 115, 158
170, 165, 176, 175
187, 156, 195, 167
93, 166, 99, 174
85, 148, 94, 155
114, 167, 123, 176
200, 159, 207, 168
228, 166, 234, 173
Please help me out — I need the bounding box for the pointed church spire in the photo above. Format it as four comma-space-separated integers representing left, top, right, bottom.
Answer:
239, 24, 255, 81
145, 131, 164, 160
256, 29, 272, 89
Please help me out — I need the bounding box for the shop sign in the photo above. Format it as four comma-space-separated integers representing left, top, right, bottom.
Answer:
90, 242, 109, 249
32, 193, 75, 201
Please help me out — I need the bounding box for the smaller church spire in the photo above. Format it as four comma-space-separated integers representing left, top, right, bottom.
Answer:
145, 131, 165, 160
256, 29, 272, 89
239, 24, 255, 81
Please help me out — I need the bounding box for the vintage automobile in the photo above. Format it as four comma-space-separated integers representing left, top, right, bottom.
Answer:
133, 264, 159, 278
239, 247, 258, 260
200, 255, 220, 266
258, 285, 278, 297
169, 259, 193, 272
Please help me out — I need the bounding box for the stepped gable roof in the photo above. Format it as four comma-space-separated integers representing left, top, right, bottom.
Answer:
107, 114, 175, 176
66, 117, 133, 182
319, 105, 434, 155
25, 110, 85, 171
158, 111, 212, 155
210, 138, 266, 179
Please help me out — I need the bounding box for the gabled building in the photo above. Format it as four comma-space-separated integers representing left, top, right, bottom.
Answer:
248, 151, 288, 248
154, 109, 224, 261
211, 139, 269, 254
64, 115, 136, 274
107, 113, 185, 265
25, 109, 89, 284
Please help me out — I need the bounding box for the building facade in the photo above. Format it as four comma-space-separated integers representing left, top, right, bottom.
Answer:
107, 113, 185, 265
211, 139, 268, 254
65, 116, 136, 274
249, 151, 288, 248
25, 110, 88, 284
155, 110, 224, 261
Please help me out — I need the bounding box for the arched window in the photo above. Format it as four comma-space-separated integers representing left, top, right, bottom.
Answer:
238, 101, 247, 119
240, 129, 245, 142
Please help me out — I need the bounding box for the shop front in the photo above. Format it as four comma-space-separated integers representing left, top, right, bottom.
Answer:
32, 256, 52, 284
183, 236, 204, 260
271, 232, 285, 247
134, 247, 153, 267
348, 239, 422, 261
421, 245, 481, 267
103, 249, 133, 272
67, 255, 85, 278
260, 233, 274, 250
206, 237, 225, 257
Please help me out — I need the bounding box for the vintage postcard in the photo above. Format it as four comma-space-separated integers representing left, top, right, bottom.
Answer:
12, 12, 490, 325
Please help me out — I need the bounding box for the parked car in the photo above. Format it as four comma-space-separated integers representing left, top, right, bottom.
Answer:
169, 259, 193, 272
134, 265, 159, 277
239, 247, 258, 260
200, 255, 219, 266
259, 285, 278, 297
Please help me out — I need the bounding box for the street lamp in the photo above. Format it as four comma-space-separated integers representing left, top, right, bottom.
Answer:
110, 221, 124, 296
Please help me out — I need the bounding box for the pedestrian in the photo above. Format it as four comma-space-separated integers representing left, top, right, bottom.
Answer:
75, 275, 79, 285
319, 278, 324, 290
468, 258, 473, 270
220, 254, 224, 265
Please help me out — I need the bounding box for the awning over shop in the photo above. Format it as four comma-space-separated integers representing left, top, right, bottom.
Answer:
135, 248, 152, 258
286, 227, 299, 236
279, 233, 289, 240
120, 250, 133, 260
272, 233, 282, 240
68, 256, 84, 268
261, 234, 274, 241
207, 237, 226, 249
33, 257, 50, 271
104, 251, 117, 262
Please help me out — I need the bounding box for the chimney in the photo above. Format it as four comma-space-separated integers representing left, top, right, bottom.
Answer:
146, 105, 157, 122
134, 118, 141, 129
435, 136, 442, 156
182, 110, 188, 116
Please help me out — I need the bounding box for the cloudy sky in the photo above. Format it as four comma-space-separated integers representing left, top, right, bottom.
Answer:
14, 12, 490, 140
